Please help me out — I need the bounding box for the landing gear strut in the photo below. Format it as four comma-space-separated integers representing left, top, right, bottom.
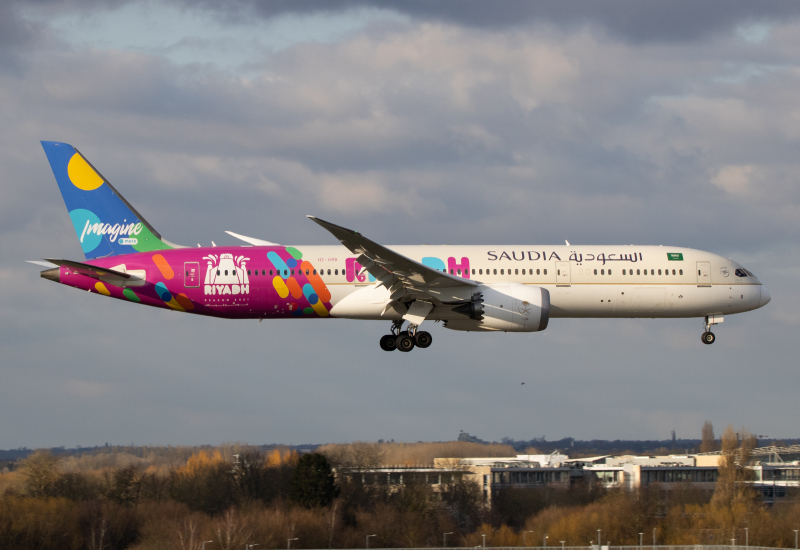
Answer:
379, 320, 433, 352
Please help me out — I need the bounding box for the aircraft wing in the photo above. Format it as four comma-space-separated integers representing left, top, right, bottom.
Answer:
44, 259, 131, 280
308, 216, 475, 304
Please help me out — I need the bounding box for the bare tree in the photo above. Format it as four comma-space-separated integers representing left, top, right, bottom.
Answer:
700, 421, 717, 452
711, 425, 757, 508
18, 449, 61, 497
214, 508, 251, 550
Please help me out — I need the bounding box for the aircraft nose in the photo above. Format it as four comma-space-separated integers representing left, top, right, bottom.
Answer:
759, 287, 771, 308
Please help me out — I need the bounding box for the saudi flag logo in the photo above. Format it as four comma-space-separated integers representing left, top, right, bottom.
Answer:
667, 253, 684, 261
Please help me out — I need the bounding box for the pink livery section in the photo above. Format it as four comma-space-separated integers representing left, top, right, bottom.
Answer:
49, 246, 335, 319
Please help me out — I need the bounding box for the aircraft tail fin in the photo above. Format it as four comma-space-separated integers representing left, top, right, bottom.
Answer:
40, 141, 180, 259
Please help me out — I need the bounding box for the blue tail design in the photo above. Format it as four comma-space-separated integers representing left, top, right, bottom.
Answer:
41, 141, 174, 259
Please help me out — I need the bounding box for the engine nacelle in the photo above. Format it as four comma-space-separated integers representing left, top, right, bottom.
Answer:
445, 283, 550, 332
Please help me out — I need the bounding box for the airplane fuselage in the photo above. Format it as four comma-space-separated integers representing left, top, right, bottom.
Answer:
46, 244, 768, 322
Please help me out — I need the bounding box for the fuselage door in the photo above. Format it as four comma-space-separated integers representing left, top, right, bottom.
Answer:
184, 262, 200, 288
556, 261, 570, 287
697, 261, 711, 287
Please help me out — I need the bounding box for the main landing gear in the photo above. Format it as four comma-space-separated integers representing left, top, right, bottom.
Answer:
379, 320, 432, 352
701, 315, 722, 345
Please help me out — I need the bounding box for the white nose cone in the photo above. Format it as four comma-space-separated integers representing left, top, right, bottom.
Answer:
759, 287, 771, 308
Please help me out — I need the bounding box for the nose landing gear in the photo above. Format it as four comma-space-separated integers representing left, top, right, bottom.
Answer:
701, 315, 723, 345
379, 320, 433, 352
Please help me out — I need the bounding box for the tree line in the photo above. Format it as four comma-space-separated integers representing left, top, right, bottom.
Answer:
1, 426, 799, 549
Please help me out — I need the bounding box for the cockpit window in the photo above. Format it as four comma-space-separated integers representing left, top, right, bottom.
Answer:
744, 269, 755, 277
735, 268, 748, 278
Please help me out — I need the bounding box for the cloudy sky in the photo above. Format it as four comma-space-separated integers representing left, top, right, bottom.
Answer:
2, 0, 799, 448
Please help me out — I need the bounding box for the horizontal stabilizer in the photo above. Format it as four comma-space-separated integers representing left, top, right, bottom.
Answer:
26, 260, 59, 268
225, 231, 280, 246
44, 258, 131, 280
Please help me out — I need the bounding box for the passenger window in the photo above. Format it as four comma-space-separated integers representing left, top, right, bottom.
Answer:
306, 269, 309, 275
262, 270, 265, 276
672, 269, 675, 275
472, 269, 475, 275
608, 269, 611, 275
269, 270, 273, 275
217, 270, 220, 276
515, 269, 519, 275
450, 269, 454, 274
494, 269, 497, 275
327, 269, 331, 275
248, 270, 251, 275
601, 269, 605, 275
458, 269, 461, 275
637, 269, 640, 275
501, 269, 504, 275
479, 269, 483, 275
658, 269, 662, 275
536, 269, 540, 275
291, 270, 294, 275
558, 269, 561, 275
594, 269, 597, 275
225, 270, 229, 276
679, 269, 683, 275
544, 269, 547, 275
623, 269, 626, 275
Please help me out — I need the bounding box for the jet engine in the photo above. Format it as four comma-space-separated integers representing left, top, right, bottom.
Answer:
445, 282, 549, 332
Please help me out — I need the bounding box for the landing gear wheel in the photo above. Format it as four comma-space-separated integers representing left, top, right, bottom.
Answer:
380, 335, 397, 351
415, 331, 432, 348
396, 333, 415, 352
701, 331, 716, 345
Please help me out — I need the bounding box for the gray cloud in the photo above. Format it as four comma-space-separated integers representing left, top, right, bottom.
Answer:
166, 0, 800, 43
1, 6, 799, 446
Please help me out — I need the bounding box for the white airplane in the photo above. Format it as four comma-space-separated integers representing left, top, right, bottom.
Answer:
38, 142, 771, 352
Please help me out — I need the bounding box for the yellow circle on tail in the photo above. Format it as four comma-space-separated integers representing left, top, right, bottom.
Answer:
67, 153, 104, 191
